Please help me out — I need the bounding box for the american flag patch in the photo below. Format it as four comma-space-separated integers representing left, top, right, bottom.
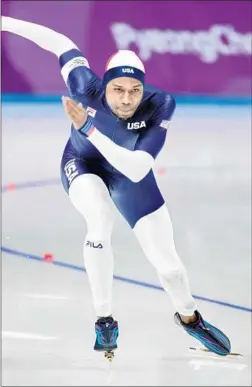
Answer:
160, 120, 170, 130
86, 106, 97, 118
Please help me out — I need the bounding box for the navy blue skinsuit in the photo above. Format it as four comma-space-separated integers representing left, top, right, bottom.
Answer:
60, 49, 176, 228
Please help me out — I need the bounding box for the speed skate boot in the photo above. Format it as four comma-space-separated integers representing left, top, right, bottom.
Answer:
174, 310, 231, 356
94, 316, 119, 360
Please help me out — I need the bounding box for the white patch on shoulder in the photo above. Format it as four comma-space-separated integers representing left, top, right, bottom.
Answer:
61, 56, 90, 84
159, 120, 170, 130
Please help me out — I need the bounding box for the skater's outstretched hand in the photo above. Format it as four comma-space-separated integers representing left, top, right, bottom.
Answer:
62, 96, 88, 130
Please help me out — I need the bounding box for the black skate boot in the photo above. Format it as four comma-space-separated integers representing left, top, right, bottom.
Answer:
94, 316, 119, 360
174, 310, 231, 356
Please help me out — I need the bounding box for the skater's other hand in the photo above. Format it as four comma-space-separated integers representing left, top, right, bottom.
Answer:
62, 96, 87, 130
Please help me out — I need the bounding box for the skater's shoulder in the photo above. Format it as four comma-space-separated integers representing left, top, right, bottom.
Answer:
82, 70, 104, 100
142, 84, 176, 113
137, 85, 176, 124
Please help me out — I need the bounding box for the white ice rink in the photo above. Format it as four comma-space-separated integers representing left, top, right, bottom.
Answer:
2, 102, 252, 386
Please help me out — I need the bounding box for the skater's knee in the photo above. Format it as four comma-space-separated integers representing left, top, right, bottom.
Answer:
161, 266, 185, 285
86, 208, 114, 238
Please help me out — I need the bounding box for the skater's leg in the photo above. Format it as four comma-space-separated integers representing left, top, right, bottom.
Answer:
110, 171, 197, 319
133, 204, 231, 355
111, 172, 230, 355
133, 203, 197, 319
68, 173, 116, 318
61, 146, 119, 354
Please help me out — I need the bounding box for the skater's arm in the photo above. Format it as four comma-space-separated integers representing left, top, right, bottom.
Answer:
88, 130, 154, 182
1, 16, 100, 98
1, 16, 78, 57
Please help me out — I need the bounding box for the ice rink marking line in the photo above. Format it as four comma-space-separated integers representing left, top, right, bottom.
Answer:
2, 179, 252, 314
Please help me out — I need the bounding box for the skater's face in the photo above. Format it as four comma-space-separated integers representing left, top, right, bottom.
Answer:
105, 77, 144, 120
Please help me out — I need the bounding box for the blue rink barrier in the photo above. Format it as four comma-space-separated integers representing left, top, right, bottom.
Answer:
1, 93, 252, 105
